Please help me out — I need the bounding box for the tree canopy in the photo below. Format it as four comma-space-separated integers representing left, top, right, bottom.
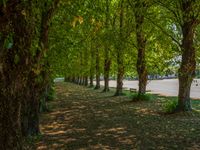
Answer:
1, 0, 200, 149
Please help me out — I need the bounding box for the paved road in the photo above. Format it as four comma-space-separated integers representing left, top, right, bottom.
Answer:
100, 79, 200, 99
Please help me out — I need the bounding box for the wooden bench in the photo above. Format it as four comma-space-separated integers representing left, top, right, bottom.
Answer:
129, 88, 151, 93
130, 88, 137, 92
146, 90, 151, 93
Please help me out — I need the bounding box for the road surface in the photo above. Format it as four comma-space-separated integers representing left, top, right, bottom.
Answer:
100, 79, 200, 99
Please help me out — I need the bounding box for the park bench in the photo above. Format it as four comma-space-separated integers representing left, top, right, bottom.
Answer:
129, 88, 151, 93
130, 88, 137, 92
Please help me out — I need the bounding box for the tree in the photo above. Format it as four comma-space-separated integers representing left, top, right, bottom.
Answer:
103, 0, 112, 92
94, 38, 101, 89
177, 1, 200, 111
89, 40, 95, 87
115, 0, 125, 96
155, 0, 200, 111
128, 0, 150, 96
21, 0, 60, 136
0, 1, 37, 149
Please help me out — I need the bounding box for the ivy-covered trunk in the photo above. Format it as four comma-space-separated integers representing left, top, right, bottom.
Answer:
135, 7, 147, 95
0, 1, 34, 148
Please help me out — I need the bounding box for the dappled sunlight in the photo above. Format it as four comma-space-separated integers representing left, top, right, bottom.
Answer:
36, 145, 47, 150
188, 143, 200, 150
135, 108, 157, 116
106, 127, 126, 133
34, 82, 200, 149
88, 144, 114, 150
117, 137, 135, 145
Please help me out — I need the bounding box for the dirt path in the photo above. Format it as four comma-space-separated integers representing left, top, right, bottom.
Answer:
34, 82, 200, 150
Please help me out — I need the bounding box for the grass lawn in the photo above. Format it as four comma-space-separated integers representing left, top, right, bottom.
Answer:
28, 82, 200, 150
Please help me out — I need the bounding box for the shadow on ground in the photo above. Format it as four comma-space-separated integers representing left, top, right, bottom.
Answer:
33, 82, 200, 150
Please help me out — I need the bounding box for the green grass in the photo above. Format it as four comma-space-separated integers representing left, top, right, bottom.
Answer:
163, 97, 178, 113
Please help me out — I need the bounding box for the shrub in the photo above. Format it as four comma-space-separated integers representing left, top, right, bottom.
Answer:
132, 93, 152, 101
47, 86, 56, 101
163, 99, 178, 113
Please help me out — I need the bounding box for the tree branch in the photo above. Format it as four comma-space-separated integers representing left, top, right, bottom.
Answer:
145, 16, 181, 47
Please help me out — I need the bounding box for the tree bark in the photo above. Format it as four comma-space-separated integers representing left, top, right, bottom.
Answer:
103, 0, 111, 92
0, 1, 34, 148
89, 42, 95, 87
21, 86, 40, 136
95, 48, 100, 89
84, 76, 88, 86
28, 88, 40, 135
103, 57, 111, 92
115, 0, 125, 96
177, 4, 198, 111
78, 76, 82, 85
81, 76, 85, 85
115, 55, 124, 96
135, 5, 147, 95
21, 0, 60, 136
0, 94, 23, 150
90, 74, 94, 87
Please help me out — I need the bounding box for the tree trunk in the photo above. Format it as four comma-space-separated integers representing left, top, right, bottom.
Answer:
75, 77, 79, 84
103, 57, 111, 92
0, 1, 35, 148
115, 0, 124, 96
0, 94, 23, 150
21, 88, 40, 136
103, 0, 110, 92
137, 44, 148, 95
176, 1, 200, 112
177, 23, 196, 111
28, 91, 40, 135
135, 7, 147, 95
72, 76, 76, 83
77, 76, 80, 84
21, 0, 60, 136
64, 76, 68, 82
115, 60, 124, 96
81, 76, 85, 85
78, 76, 82, 85
90, 74, 94, 87
95, 48, 100, 89
84, 76, 88, 86
39, 85, 49, 112
89, 42, 95, 87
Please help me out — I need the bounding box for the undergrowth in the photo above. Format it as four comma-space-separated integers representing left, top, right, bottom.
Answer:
163, 98, 178, 113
